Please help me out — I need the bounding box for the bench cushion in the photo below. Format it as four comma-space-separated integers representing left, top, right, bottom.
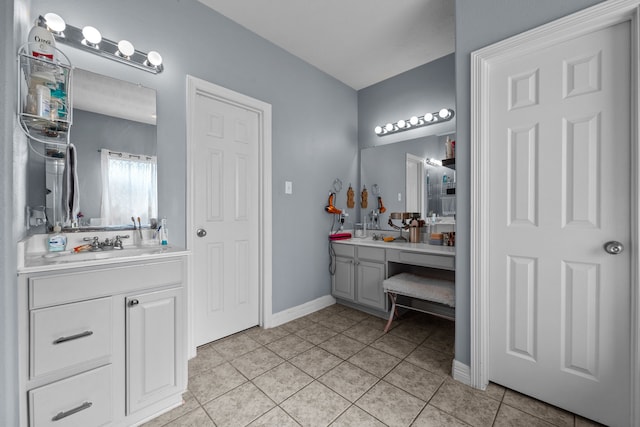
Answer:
383, 273, 455, 307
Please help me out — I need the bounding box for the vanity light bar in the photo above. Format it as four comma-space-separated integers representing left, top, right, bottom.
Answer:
38, 14, 163, 74
374, 108, 454, 136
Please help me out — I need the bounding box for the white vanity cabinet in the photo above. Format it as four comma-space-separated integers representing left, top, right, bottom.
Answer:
18, 254, 188, 427
332, 244, 387, 310
331, 239, 455, 315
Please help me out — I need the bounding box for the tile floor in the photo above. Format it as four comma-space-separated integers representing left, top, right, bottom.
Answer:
143, 304, 603, 427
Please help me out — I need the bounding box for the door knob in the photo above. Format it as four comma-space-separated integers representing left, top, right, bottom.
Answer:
604, 241, 624, 255
196, 228, 207, 238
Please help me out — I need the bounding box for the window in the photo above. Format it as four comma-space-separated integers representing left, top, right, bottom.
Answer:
100, 149, 157, 225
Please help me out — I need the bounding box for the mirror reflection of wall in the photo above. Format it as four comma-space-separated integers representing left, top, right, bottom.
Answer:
360, 133, 455, 230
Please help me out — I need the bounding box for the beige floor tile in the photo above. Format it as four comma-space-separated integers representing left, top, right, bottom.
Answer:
502, 390, 574, 427
348, 346, 401, 378
323, 313, 360, 332
322, 303, 349, 314
336, 306, 372, 322
188, 362, 247, 404
141, 391, 200, 427
281, 315, 318, 333
295, 322, 339, 345
248, 406, 301, 427
281, 381, 351, 427
387, 322, 433, 344
356, 381, 426, 427
163, 407, 215, 427
318, 361, 379, 402
330, 405, 386, 427
319, 334, 366, 359
266, 334, 315, 359
371, 333, 418, 359
203, 382, 275, 426
359, 315, 393, 331
383, 361, 444, 401
212, 333, 262, 360
411, 404, 470, 427
188, 345, 227, 378
307, 309, 335, 323
405, 346, 452, 376
243, 325, 291, 345
422, 326, 455, 355
494, 404, 556, 427
253, 362, 313, 403
230, 347, 284, 379
429, 379, 500, 427
575, 416, 607, 426
342, 322, 386, 345
289, 346, 343, 378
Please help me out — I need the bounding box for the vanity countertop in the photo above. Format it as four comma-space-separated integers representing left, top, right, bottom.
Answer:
332, 235, 455, 257
18, 233, 190, 274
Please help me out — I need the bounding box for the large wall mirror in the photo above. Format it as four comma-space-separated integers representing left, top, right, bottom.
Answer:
44, 68, 157, 230
360, 133, 456, 229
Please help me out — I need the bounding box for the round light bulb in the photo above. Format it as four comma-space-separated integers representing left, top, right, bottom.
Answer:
397, 119, 406, 129
424, 113, 434, 122
385, 123, 394, 132
82, 26, 102, 45
409, 116, 419, 126
117, 40, 135, 57
44, 13, 66, 33
147, 51, 163, 66
374, 126, 383, 135
439, 108, 450, 119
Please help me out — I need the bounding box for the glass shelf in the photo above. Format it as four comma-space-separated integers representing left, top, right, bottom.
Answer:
17, 43, 72, 146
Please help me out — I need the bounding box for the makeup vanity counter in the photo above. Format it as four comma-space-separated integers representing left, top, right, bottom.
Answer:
330, 236, 455, 316
17, 234, 190, 427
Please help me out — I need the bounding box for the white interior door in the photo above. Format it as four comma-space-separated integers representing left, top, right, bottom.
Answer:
486, 21, 631, 426
406, 153, 424, 214
192, 91, 260, 346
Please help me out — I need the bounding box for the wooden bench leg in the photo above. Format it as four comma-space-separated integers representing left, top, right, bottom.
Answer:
384, 292, 398, 333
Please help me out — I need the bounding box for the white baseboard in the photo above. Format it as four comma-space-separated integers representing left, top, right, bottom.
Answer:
266, 294, 336, 328
452, 359, 472, 386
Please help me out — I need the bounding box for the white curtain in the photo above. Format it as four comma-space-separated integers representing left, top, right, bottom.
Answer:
100, 149, 157, 226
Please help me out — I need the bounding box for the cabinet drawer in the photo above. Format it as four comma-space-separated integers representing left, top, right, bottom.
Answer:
31, 297, 112, 378
29, 259, 184, 309
29, 365, 112, 427
332, 243, 355, 258
387, 250, 455, 270
356, 246, 385, 262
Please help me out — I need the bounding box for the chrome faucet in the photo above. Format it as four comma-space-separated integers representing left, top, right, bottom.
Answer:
83, 236, 101, 251
114, 235, 130, 250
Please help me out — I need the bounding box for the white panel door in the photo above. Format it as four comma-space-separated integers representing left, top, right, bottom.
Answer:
488, 22, 631, 426
193, 92, 259, 346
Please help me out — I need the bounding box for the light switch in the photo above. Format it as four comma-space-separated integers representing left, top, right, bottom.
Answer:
398, 192, 402, 201
285, 181, 293, 194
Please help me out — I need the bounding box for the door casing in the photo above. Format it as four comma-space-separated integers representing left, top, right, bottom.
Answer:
185, 76, 273, 358
470, 1, 640, 425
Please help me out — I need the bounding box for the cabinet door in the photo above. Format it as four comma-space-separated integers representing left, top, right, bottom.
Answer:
126, 287, 185, 414
332, 256, 355, 301
356, 260, 386, 310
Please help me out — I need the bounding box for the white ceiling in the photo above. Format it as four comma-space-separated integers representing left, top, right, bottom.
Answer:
197, 0, 455, 90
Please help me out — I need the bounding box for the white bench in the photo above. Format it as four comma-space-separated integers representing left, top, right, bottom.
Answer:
382, 272, 455, 332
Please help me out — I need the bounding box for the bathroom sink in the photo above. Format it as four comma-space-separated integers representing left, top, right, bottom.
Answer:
42, 246, 166, 262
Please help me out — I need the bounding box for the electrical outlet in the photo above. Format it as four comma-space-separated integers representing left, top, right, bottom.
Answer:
285, 181, 293, 194
398, 192, 402, 202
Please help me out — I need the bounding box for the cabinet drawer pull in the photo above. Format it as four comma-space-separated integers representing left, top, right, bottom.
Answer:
52, 330, 93, 345
51, 401, 93, 421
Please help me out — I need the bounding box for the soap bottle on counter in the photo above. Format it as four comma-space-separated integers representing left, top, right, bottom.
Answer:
160, 217, 168, 246
48, 224, 67, 252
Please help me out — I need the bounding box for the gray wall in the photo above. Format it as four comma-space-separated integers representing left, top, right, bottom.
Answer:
28, 0, 359, 313
453, 0, 605, 366
358, 53, 456, 150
